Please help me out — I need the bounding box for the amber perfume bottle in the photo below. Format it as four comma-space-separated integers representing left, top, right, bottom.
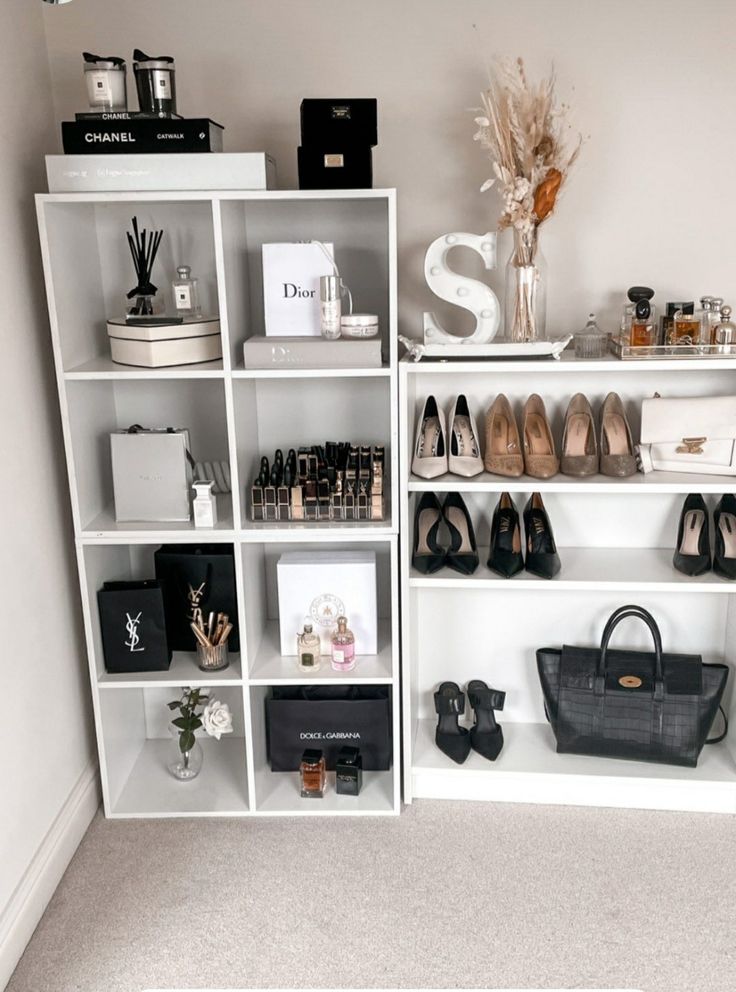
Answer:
331, 615, 356, 672
299, 748, 326, 798
625, 287, 656, 347
296, 621, 321, 673
670, 303, 700, 345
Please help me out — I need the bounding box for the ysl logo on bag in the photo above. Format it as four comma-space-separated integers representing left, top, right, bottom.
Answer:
124, 612, 145, 653
187, 581, 207, 628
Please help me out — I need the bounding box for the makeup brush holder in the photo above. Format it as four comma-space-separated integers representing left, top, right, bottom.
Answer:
196, 641, 229, 672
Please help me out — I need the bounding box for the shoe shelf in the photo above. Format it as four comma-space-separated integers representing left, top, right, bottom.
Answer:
399, 358, 736, 815
38, 189, 401, 818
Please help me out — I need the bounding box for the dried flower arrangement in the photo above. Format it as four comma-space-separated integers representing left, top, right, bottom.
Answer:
474, 57, 581, 241
473, 58, 582, 341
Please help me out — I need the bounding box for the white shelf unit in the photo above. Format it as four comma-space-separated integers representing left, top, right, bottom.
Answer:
399, 356, 736, 814
37, 188, 400, 818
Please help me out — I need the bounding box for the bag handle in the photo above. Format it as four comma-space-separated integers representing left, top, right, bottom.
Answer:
598, 605, 664, 687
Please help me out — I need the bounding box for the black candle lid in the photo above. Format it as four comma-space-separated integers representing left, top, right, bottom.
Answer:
301, 748, 323, 764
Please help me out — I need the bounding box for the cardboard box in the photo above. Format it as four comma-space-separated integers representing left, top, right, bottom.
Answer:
277, 550, 377, 655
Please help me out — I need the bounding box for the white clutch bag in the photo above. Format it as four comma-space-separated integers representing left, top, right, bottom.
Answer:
638, 395, 736, 475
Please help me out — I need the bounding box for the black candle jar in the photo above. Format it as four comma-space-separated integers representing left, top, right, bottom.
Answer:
133, 49, 176, 116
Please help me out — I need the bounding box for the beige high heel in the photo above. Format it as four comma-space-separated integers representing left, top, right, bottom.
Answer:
561, 393, 598, 477
522, 394, 559, 479
599, 392, 637, 478
483, 394, 523, 477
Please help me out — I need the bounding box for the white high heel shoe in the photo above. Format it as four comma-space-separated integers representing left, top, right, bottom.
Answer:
448, 394, 483, 477
411, 395, 448, 479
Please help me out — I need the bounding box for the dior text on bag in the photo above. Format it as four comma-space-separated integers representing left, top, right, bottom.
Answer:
536, 605, 728, 767
638, 394, 736, 475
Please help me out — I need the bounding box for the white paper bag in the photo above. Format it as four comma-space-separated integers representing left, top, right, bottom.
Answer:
262, 242, 334, 336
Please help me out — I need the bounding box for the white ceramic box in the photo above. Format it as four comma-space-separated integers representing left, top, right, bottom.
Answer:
262, 242, 334, 336
277, 551, 377, 655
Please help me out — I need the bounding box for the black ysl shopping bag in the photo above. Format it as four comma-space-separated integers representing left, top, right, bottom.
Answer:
266, 685, 392, 771
97, 580, 171, 674
154, 544, 239, 652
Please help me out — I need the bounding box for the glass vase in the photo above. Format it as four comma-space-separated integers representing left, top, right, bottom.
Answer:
168, 723, 203, 781
505, 229, 547, 343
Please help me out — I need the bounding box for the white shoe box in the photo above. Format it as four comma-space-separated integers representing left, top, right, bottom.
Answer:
277, 551, 377, 656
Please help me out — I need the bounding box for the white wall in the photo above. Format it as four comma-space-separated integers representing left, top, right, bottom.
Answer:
41, 0, 736, 338
0, 1, 96, 986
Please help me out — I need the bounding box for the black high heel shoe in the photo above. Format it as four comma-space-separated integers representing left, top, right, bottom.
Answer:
488, 492, 524, 578
523, 492, 561, 579
434, 682, 471, 764
412, 492, 446, 574
467, 680, 505, 761
442, 492, 479, 575
674, 493, 711, 576
713, 495, 736, 579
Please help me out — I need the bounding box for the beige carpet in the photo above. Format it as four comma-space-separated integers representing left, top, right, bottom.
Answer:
7, 800, 735, 992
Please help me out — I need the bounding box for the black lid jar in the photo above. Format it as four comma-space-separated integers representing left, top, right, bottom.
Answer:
133, 49, 176, 117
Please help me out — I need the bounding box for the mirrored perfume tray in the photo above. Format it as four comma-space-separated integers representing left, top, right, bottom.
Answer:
610, 337, 736, 361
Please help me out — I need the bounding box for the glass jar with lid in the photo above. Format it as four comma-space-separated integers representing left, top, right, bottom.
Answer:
573, 313, 608, 359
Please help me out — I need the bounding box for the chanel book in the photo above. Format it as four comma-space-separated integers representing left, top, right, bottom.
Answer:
61, 117, 224, 154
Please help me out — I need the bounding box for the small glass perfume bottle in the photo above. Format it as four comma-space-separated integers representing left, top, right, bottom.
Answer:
670, 303, 700, 345
319, 275, 342, 340
624, 287, 656, 347
696, 296, 713, 341
710, 297, 725, 342
713, 305, 736, 352
299, 748, 326, 798
331, 615, 356, 672
192, 480, 217, 528
172, 265, 202, 318
297, 621, 321, 673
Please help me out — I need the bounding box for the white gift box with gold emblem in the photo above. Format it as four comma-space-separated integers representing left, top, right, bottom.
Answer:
277, 551, 377, 655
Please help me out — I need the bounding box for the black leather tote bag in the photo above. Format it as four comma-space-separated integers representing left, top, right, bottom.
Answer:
537, 605, 728, 768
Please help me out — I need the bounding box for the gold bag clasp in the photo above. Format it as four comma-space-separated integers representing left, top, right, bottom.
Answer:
676, 436, 707, 455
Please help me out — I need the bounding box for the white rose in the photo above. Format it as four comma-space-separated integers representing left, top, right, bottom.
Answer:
202, 699, 233, 740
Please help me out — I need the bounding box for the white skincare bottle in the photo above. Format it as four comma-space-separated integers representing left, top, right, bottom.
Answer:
193, 480, 217, 528
320, 275, 342, 340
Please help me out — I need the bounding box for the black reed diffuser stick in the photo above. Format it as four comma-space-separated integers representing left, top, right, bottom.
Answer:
126, 216, 164, 316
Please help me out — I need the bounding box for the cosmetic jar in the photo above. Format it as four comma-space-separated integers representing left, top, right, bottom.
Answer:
340, 313, 379, 339
133, 50, 176, 116
83, 54, 127, 112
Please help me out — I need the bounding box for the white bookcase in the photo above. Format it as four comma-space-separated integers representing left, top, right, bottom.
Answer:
399, 355, 736, 814
36, 188, 400, 818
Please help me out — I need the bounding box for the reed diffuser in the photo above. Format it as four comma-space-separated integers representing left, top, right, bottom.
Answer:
125, 216, 164, 318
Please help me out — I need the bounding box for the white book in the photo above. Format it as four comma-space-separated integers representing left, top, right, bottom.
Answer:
46, 152, 276, 192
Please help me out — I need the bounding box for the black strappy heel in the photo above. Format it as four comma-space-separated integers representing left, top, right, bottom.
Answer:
434, 682, 471, 764
467, 680, 505, 761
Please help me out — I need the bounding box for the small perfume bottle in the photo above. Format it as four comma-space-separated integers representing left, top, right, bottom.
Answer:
670, 303, 700, 345
710, 297, 725, 342
297, 621, 321, 673
172, 265, 202, 318
192, 480, 217, 528
696, 296, 713, 341
319, 275, 342, 340
713, 305, 736, 352
331, 615, 356, 672
624, 287, 656, 347
335, 745, 363, 796
299, 748, 326, 798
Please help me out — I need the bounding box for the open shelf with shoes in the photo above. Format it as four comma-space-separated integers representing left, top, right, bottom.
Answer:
400, 357, 736, 814
37, 189, 399, 818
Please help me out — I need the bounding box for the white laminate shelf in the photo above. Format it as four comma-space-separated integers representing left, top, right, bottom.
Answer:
408, 471, 736, 495
64, 357, 226, 379
97, 652, 244, 688
410, 546, 736, 593
402, 354, 736, 374
411, 719, 736, 814
80, 500, 236, 542
255, 769, 395, 816
249, 620, 394, 684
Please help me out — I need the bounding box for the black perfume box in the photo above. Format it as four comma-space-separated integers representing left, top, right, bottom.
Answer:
298, 145, 372, 190
97, 580, 171, 674
61, 118, 224, 154
300, 99, 377, 146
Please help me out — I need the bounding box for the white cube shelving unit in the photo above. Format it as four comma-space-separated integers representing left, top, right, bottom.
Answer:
36, 188, 400, 818
400, 355, 736, 814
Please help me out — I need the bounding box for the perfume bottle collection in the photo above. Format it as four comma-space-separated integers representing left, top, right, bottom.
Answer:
297, 615, 357, 673
299, 745, 363, 798
614, 288, 736, 353
412, 392, 638, 482
251, 444, 385, 522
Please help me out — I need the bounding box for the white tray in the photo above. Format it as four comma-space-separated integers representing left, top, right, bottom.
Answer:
401, 335, 572, 362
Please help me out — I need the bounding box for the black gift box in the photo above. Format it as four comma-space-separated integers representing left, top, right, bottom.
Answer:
97, 580, 171, 673
266, 686, 391, 771
300, 98, 378, 146
154, 544, 239, 652
297, 144, 372, 190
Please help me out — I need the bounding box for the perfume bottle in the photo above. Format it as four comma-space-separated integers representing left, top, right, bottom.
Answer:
331, 615, 356, 672
625, 287, 656, 347
670, 303, 700, 346
696, 296, 713, 341
172, 266, 202, 318
661, 302, 687, 344
713, 305, 736, 352
335, 745, 363, 796
192, 480, 217, 528
297, 621, 321, 673
710, 297, 725, 342
299, 748, 326, 798
320, 275, 342, 340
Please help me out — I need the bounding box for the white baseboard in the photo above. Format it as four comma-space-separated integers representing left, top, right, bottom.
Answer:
0, 761, 100, 991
